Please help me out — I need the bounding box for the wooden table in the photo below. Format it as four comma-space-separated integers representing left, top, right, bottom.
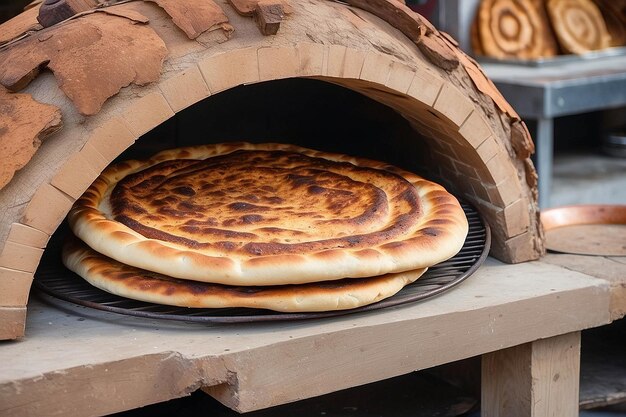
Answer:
1, 256, 624, 417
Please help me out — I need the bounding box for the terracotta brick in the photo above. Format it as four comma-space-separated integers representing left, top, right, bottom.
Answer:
0, 267, 33, 307
360, 52, 393, 85
453, 159, 479, 181
347, 48, 368, 79
50, 152, 99, 199
0, 307, 27, 340
87, 117, 137, 162
159, 65, 210, 113
497, 231, 541, 263
406, 70, 442, 106
459, 111, 491, 148
121, 92, 175, 138
298, 43, 326, 76
432, 151, 457, 174
469, 178, 492, 202
0, 241, 43, 273
476, 137, 500, 164
488, 174, 523, 207
485, 153, 518, 185
198, 48, 260, 93
258, 46, 299, 80
79, 142, 110, 175
503, 197, 531, 236
6, 223, 49, 248
458, 146, 485, 169
326, 45, 348, 78
433, 83, 474, 127
21, 183, 74, 235
385, 62, 416, 94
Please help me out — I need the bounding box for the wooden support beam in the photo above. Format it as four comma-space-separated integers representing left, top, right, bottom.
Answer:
482, 332, 581, 417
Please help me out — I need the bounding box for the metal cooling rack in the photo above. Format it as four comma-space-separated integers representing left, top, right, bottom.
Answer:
34, 202, 490, 323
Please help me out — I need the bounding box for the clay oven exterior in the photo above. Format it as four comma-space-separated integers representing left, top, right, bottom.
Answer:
0, 0, 543, 340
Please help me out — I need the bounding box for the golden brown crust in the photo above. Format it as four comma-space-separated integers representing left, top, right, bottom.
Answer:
68, 143, 468, 286
547, 0, 611, 54
476, 0, 558, 59
62, 236, 426, 312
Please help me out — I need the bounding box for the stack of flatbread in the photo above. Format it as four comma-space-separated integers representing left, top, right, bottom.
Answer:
472, 0, 623, 60
63, 143, 469, 312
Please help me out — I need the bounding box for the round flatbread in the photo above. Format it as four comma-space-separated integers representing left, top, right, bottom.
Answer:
547, 0, 611, 54
68, 143, 468, 286
476, 0, 558, 59
62, 237, 427, 312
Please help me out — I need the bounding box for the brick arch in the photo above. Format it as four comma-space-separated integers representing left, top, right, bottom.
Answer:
0, 0, 542, 338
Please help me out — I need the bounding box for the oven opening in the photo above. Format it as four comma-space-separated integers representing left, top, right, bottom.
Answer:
116, 78, 435, 184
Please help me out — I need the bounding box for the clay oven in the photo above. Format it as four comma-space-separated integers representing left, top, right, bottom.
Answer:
0, 0, 543, 340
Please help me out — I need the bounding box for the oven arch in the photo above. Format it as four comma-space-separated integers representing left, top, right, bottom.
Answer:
0, 0, 542, 339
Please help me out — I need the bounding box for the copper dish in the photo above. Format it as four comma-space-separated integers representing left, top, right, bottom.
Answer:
541, 205, 626, 256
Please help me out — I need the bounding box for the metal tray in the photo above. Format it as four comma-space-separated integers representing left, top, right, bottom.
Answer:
34, 202, 490, 323
541, 205, 626, 256
477, 47, 626, 68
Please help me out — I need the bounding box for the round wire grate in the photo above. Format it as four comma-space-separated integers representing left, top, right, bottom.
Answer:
34, 202, 490, 323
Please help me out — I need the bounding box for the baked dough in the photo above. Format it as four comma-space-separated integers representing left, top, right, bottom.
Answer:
476, 0, 558, 59
547, 0, 610, 54
68, 143, 468, 286
62, 236, 427, 312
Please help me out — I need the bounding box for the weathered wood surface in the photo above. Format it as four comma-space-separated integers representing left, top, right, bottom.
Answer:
0, 259, 611, 416
206, 371, 477, 416
542, 253, 626, 320
482, 331, 581, 417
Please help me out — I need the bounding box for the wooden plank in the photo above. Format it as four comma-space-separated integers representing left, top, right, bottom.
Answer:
0, 259, 609, 415
542, 254, 626, 320
482, 332, 581, 417
205, 371, 477, 416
